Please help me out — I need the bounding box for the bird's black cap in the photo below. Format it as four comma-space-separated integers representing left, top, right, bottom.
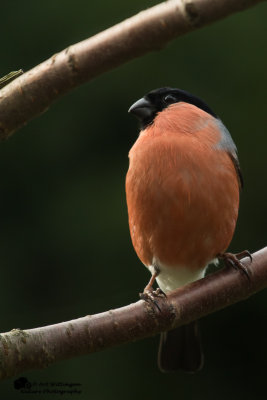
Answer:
129, 87, 217, 129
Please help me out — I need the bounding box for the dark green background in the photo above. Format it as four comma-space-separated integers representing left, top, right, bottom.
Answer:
1, 1, 267, 399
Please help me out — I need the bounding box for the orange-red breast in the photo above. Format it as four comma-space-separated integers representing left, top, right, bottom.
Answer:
126, 87, 244, 372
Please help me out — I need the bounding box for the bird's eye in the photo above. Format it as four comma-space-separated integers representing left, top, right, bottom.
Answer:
163, 94, 176, 105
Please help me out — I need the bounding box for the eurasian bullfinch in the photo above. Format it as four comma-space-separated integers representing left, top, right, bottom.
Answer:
126, 87, 250, 373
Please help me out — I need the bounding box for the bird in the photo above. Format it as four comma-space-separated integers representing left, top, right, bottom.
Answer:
125, 87, 250, 373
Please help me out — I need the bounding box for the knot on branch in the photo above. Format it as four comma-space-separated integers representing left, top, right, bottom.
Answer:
182, 0, 201, 27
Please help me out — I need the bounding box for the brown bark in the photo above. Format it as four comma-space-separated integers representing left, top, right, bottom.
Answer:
0, 0, 265, 139
0, 247, 266, 381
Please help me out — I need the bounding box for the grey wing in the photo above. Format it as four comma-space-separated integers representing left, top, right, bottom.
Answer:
228, 151, 243, 189
216, 118, 243, 190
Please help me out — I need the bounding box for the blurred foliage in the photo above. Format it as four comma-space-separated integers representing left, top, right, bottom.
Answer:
0, 0, 267, 399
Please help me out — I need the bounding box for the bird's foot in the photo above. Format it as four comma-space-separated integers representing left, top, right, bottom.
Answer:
139, 288, 166, 312
140, 266, 166, 311
218, 250, 252, 280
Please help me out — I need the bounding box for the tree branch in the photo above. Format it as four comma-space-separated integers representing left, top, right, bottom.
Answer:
0, 247, 267, 380
0, 0, 265, 139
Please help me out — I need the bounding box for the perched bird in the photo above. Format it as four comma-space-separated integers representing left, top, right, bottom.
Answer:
126, 87, 249, 373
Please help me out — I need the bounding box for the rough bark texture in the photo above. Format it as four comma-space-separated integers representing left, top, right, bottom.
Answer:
0, 247, 267, 380
0, 0, 265, 139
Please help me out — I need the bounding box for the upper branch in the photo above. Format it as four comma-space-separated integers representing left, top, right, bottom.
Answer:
0, 0, 265, 139
0, 247, 267, 381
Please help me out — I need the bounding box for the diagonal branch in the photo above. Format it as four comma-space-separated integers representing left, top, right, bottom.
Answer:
0, 247, 267, 381
0, 0, 265, 139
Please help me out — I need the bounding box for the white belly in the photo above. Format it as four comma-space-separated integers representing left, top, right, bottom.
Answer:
148, 258, 217, 293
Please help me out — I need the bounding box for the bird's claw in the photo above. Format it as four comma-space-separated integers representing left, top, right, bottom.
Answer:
139, 288, 166, 311
153, 287, 167, 298
234, 250, 253, 263
218, 250, 252, 280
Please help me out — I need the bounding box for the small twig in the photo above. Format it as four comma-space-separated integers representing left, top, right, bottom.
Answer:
0, 247, 266, 381
0, 0, 265, 139
0, 70, 23, 89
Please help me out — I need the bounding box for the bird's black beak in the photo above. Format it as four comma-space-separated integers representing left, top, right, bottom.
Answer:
128, 97, 155, 121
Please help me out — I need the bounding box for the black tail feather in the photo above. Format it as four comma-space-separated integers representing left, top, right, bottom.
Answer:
158, 321, 204, 373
